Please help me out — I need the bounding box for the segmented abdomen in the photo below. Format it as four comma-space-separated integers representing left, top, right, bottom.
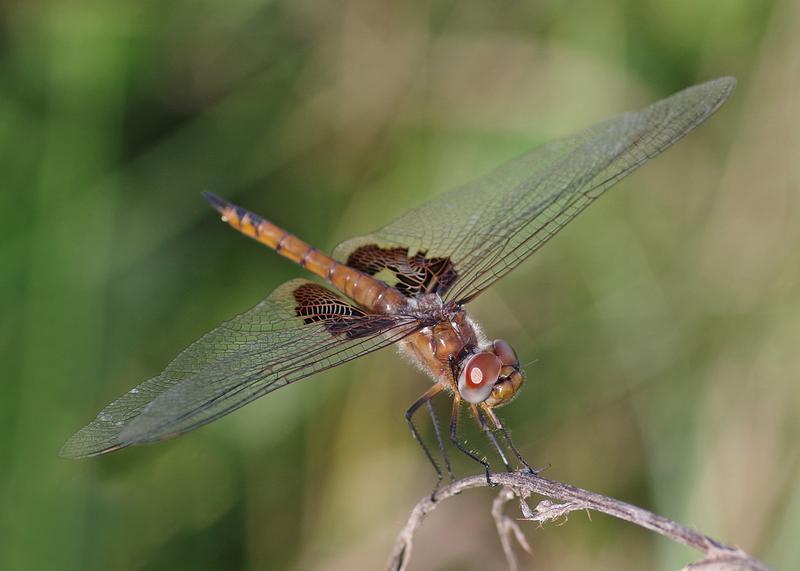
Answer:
204, 192, 407, 314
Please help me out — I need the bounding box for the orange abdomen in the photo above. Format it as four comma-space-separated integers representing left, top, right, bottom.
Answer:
204, 192, 406, 313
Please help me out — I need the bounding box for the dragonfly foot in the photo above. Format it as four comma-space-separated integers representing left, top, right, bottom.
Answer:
525, 462, 550, 476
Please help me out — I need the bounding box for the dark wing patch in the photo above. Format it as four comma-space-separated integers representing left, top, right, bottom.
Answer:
292, 282, 397, 338
345, 244, 458, 298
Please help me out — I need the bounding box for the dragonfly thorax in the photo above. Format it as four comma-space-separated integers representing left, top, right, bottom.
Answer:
402, 292, 457, 325
399, 298, 525, 407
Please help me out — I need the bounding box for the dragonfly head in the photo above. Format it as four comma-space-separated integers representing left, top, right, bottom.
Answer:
456, 339, 524, 407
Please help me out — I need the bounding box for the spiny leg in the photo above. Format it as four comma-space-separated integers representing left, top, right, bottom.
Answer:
426, 398, 453, 481
449, 396, 494, 486
483, 406, 538, 474
405, 384, 448, 493
471, 404, 512, 472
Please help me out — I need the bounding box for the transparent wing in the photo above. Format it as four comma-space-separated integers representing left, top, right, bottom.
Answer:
61, 279, 420, 458
334, 77, 735, 303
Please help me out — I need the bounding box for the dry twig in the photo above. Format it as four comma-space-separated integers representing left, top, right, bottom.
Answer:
386, 470, 769, 571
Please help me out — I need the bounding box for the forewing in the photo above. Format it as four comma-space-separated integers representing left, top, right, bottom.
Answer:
334, 77, 735, 302
61, 279, 420, 458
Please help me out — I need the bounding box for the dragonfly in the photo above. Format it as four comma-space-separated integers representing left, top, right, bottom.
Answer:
62, 77, 735, 484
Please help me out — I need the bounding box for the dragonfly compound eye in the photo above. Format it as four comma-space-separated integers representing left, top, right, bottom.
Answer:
458, 352, 502, 403
492, 339, 519, 367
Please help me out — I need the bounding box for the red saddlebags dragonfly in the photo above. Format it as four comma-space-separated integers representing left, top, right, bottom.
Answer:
62, 78, 735, 481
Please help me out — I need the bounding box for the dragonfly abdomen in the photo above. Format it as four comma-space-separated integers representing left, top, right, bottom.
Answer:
204, 192, 407, 313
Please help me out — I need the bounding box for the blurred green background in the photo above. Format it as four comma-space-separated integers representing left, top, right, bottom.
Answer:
2, 0, 799, 569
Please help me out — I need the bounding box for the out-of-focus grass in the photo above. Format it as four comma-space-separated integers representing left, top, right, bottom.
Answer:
1, 1, 798, 570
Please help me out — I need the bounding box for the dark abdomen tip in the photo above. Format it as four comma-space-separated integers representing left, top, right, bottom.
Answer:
203, 191, 230, 214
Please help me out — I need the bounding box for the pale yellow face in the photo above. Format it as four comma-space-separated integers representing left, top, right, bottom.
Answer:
484, 367, 524, 408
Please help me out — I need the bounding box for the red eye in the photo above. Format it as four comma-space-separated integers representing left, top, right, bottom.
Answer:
467, 364, 485, 386
458, 352, 502, 403
492, 339, 518, 367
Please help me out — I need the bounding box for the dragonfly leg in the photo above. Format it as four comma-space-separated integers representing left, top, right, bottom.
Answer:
405, 384, 447, 496
426, 398, 454, 482
471, 404, 512, 472
482, 406, 540, 474
449, 396, 494, 486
